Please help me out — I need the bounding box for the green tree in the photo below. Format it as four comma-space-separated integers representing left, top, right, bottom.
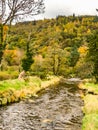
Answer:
69, 45, 80, 67
87, 31, 98, 82
22, 32, 34, 71
22, 51, 34, 72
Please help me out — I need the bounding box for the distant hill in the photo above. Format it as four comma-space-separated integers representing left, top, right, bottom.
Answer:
3, 15, 98, 78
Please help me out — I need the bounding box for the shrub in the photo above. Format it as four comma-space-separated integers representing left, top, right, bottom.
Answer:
0, 71, 10, 80
0, 71, 19, 80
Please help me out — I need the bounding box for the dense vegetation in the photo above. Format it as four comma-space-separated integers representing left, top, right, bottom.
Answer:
0, 15, 98, 130
0, 15, 98, 81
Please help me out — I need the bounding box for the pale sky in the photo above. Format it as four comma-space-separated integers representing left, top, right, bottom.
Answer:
33, 0, 98, 20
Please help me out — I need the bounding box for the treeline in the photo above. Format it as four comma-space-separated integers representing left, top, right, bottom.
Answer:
1, 15, 98, 79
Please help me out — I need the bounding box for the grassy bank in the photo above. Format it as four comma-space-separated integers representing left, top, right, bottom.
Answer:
79, 82, 98, 130
0, 76, 61, 106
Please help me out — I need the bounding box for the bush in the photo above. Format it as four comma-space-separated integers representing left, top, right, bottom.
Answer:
31, 71, 47, 79
7, 66, 19, 72
0, 71, 10, 80
0, 71, 19, 80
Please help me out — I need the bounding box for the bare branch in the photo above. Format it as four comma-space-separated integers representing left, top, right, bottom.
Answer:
0, 0, 45, 25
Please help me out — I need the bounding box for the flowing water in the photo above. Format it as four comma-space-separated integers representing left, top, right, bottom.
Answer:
0, 81, 83, 130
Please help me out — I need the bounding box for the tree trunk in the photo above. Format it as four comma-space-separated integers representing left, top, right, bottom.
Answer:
0, 24, 4, 65
18, 70, 25, 80
52, 55, 56, 75
56, 57, 61, 75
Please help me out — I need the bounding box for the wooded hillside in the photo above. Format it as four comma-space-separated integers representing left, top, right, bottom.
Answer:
1, 15, 98, 79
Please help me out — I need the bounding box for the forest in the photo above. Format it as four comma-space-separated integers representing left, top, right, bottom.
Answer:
0, 15, 98, 81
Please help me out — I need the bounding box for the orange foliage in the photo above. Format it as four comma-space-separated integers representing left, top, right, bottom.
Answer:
4, 49, 22, 65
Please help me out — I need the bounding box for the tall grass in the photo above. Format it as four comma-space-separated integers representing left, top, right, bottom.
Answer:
0, 76, 61, 106
0, 71, 18, 80
80, 82, 98, 130
82, 114, 98, 130
0, 77, 42, 105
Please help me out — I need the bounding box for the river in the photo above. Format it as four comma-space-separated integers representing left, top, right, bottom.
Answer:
0, 81, 83, 130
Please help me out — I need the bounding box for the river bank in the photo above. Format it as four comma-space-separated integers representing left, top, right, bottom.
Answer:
79, 82, 98, 130
0, 76, 61, 106
0, 81, 83, 130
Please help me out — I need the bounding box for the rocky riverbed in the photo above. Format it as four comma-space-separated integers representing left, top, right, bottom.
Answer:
0, 82, 83, 130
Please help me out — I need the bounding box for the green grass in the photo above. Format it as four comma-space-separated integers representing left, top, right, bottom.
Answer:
0, 71, 19, 80
82, 114, 98, 130
83, 94, 98, 114
0, 76, 41, 92
0, 76, 61, 105
0, 79, 25, 91
80, 82, 98, 130
84, 83, 98, 94
0, 76, 42, 105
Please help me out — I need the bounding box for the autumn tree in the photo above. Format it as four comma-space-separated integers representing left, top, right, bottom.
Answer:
0, 0, 45, 65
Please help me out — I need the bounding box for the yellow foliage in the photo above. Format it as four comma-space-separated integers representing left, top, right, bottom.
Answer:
78, 46, 88, 54
87, 29, 91, 34
19, 91, 26, 99
64, 22, 75, 33
3, 25, 9, 32
2, 98, 7, 105
10, 95, 15, 102
4, 49, 17, 56
3, 25, 9, 41
55, 26, 61, 32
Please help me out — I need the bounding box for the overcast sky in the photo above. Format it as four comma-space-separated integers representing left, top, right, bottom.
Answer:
33, 0, 98, 20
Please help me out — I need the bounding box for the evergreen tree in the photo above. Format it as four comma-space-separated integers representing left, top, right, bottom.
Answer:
69, 45, 80, 67
22, 41, 34, 71
87, 31, 98, 82
22, 32, 34, 71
